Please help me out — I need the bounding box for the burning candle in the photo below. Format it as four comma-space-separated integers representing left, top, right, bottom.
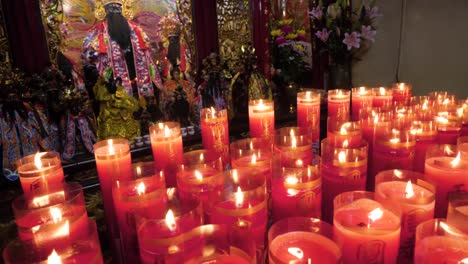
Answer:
351, 86, 373, 121
424, 144, 468, 218
297, 90, 321, 145
375, 169, 436, 262
372, 87, 393, 108
320, 138, 368, 223
414, 219, 468, 264
271, 166, 321, 222
333, 191, 401, 264
447, 192, 468, 234
112, 162, 167, 263
150, 122, 184, 187
411, 121, 438, 173
200, 108, 230, 167
434, 112, 461, 145
327, 118, 362, 148
327, 89, 350, 119
248, 99, 275, 146
16, 152, 64, 199
274, 127, 313, 168
268, 217, 342, 264
392, 82, 412, 105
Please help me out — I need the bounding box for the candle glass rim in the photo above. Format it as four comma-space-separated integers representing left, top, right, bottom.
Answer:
415, 218, 468, 243
182, 149, 223, 169
113, 176, 167, 203
149, 122, 181, 140
16, 151, 62, 177
93, 138, 130, 159
297, 90, 321, 103
371, 86, 393, 96
200, 107, 228, 119
327, 118, 361, 134
276, 165, 321, 190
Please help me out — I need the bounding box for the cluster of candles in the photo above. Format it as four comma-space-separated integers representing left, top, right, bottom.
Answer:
3, 83, 468, 263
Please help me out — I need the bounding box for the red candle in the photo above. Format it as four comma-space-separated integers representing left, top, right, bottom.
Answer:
271, 166, 321, 222
447, 192, 468, 234
333, 191, 401, 264
372, 87, 393, 108
351, 86, 373, 121
375, 169, 435, 262
200, 108, 230, 167
112, 162, 167, 263
268, 217, 341, 264
16, 152, 64, 199
297, 91, 321, 145
392, 82, 412, 105
424, 145, 468, 218
150, 122, 184, 187
434, 113, 461, 144
327, 89, 350, 119
320, 138, 368, 223
327, 118, 362, 148
411, 121, 438, 173
248, 99, 275, 146
274, 127, 313, 168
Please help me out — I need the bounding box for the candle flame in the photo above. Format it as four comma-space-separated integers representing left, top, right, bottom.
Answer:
444, 145, 455, 155
165, 209, 177, 232
338, 151, 347, 163
108, 139, 115, 155
34, 152, 47, 169
393, 170, 403, 178
47, 250, 62, 264
249, 140, 254, 150
55, 220, 70, 238
373, 114, 379, 124
405, 180, 415, 199
235, 186, 244, 208
306, 91, 311, 99
457, 107, 464, 118
287, 247, 304, 260
436, 116, 449, 124
291, 136, 297, 148
136, 166, 142, 177
50, 207, 63, 223
379, 87, 386, 95
194, 170, 203, 181
450, 152, 461, 167
158, 122, 164, 129
442, 98, 450, 105
359, 86, 367, 94
289, 129, 295, 137
342, 139, 349, 148
136, 181, 146, 195
285, 176, 299, 185
251, 154, 257, 164
340, 123, 351, 134
422, 101, 428, 110
390, 138, 400, 144
295, 159, 304, 166
164, 125, 171, 137
338, 90, 343, 96
368, 208, 384, 226
399, 83, 405, 90
200, 153, 204, 161
287, 189, 300, 196
210, 107, 216, 118
232, 169, 239, 183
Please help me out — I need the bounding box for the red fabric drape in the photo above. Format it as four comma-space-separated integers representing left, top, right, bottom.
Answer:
2, 0, 50, 73
250, 0, 271, 78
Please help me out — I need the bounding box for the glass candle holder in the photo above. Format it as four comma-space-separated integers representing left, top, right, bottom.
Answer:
137, 188, 203, 264
351, 86, 373, 121
271, 165, 321, 222
434, 112, 461, 145
327, 117, 362, 148
16, 151, 64, 199
392, 82, 412, 105
3, 220, 103, 264
393, 105, 416, 130
333, 191, 401, 264
424, 144, 468, 218
327, 89, 350, 119
320, 138, 368, 223
411, 96, 435, 122
112, 162, 167, 263
372, 87, 393, 108
297, 90, 321, 145
274, 127, 313, 168
447, 192, 468, 234
268, 217, 341, 264
414, 219, 468, 264
149, 122, 184, 187
248, 99, 275, 147
375, 169, 436, 262
13, 182, 88, 252
411, 120, 438, 173
200, 108, 230, 167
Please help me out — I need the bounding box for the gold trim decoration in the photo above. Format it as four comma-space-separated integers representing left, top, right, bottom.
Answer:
214, 196, 268, 217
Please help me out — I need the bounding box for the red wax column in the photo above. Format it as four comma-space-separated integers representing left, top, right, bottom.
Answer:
414, 219, 468, 263
16, 152, 64, 199
351, 86, 373, 121
13, 183, 89, 252
207, 168, 268, 254
137, 189, 203, 264
392, 82, 412, 105
93, 138, 132, 246
327, 89, 350, 119
320, 138, 368, 223
375, 169, 436, 262
268, 217, 342, 264
371, 129, 416, 189
333, 191, 401, 264
176, 149, 224, 215
411, 120, 438, 173
274, 127, 313, 168
447, 192, 468, 234
424, 144, 468, 218
434, 113, 461, 144
248, 99, 275, 146
372, 87, 393, 108
327, 118, 362, 148
150, 122, 184, 187
297, 91, 321, 145
112, 162, 167, 263
231, 138, 273, 191
200, 108, 230, 167
271, 166, 321, 222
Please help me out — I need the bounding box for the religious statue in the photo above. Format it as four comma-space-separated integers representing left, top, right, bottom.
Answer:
162, 67, 195, 127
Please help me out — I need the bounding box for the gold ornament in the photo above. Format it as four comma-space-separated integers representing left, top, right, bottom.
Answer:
122, 0, 134, 20
94, 1, 106, 20
94, 0, 133, 20
102, 0, 124, 5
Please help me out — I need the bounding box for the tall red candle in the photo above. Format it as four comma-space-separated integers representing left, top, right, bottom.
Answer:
297, 91, 321, 145
150, 122, 184, 187
327, 89, 350, 119
200, 108, 230, 167
351, 86, 373, 121
372, 87, 393, 108
248, 99, 275, 147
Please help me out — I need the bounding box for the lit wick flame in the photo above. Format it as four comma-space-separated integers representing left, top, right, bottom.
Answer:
164, 125, 171, 137
422, 101, 428, 110
379, 87, 386, 96
291, 136, 297, 148
285, 176, 300, 196
251, 154, 257, 164
389, 138, 400, 144
47, 250, 62, 264
210, 107, 216, 119
340, 123, 351, 134
256, 99, 267, 111
287, 247, 304, 260
399, 83, 405, 90
450, 152, 461, 167
249, 141, 254, 150
368, 208, 383, 228
165, 209, 177, 232
342, 139, 349, 148
338, 151, 347, 163
194, 170, 203, 181
393, 170, 403, 178
50, 207, 63, 223
295, 159, 304, 167
232, 169, 239, 183
235, 186, 244, 208
108, 139, 114, 155
136, 181, 146, 196
405, 180, 415, 199
436, 116, 449, 124
444, 145, 455, 155
358, 86, 367, 95
34, 152, 47, 169
306, 91, 311, 99
200, 153, 204, 161
442, 98, 450, 105
136, 166, 142, 177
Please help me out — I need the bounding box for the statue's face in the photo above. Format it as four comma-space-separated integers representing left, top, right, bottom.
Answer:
169, 35, 180, 44
104, 3, 123, 15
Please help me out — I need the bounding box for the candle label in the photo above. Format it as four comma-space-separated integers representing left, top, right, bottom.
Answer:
399, 208, 427, 261
297, 190, 319, 214
357, 240, 385, 264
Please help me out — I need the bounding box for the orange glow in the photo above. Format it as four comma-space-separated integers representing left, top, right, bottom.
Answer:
338, 151, 347, 163
165, 209, 177, 232
47, 250, 62, 264
194, 170, 203, 181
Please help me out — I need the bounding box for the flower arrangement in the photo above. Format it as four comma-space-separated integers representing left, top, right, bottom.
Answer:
309, 0, 381, 66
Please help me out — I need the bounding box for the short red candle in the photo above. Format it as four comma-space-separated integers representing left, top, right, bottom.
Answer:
268, 217, 342, 264
271, 166, 321, 222
411, 121, 438, 173
274, 127, 313, 168
248, 99, 275, 146
297, 91, 321, 145
372, 87, 393, 108
327, 89, 350, 119
200, 108, 230, 167
333, 191, 401, 264
16, 152, 64, 199
392, 82, 412, 105
351, 86, 373, 121
375, 169, 435, 262
150, 122, 184, 187
327, 118, 362, 148
447, 192, 468, 234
